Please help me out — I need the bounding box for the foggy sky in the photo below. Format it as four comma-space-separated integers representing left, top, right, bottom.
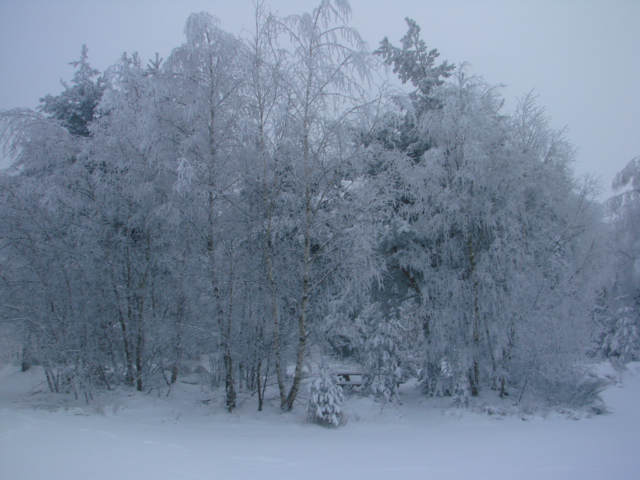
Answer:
1, 0, 638, 199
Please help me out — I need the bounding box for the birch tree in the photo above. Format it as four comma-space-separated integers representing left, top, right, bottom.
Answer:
160, 12, 250, 410
268, 0, 392, 411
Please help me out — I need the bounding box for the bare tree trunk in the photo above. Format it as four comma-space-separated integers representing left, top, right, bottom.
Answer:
223, 243, 237, 412
134, 308, 144, 392
265, 231, 287, 407
283, 188, 312, 412
256, 358, 264, 411
468, 236, 481, 397
224, 353, 236, 411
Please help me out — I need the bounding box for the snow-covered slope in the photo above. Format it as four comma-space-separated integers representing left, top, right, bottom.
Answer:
1, 364, 638, 480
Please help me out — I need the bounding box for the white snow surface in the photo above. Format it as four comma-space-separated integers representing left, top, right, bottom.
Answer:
1, 364, 639, 480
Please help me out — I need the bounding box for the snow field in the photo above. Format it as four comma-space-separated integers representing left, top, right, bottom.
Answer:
1, 363, 639, 480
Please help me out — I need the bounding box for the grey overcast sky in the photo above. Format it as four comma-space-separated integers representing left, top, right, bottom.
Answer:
1, 0, 638, 199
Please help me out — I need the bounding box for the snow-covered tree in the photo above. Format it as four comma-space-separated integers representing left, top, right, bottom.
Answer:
391, 72, 604, 403
0, 106, 97, 395
602, 306, 640, 363
39, 45, 105, 137
307, 370, 344, 426
159, 11, 249, 410
374, 17, 454, 160
357, 303, 404, 403
260, 0, 391, 411
603, 157, 640, 364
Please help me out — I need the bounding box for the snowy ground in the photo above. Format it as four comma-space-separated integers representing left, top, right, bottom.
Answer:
1, 364, 639, 480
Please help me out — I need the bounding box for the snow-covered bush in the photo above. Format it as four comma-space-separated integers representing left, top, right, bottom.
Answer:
422, 358, 470, 406
307, 372, 345, 427
602, 306, 640, 364
524, 368, 609, 413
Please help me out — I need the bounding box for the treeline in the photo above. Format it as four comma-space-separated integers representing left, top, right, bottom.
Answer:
0, 1, 636, 413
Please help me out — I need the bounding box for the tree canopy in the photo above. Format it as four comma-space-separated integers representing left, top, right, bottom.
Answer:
0, 1, 625, 416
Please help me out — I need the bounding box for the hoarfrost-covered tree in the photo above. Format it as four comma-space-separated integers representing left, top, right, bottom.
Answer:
39, 45, 105, 137
356, 303, 404, 403
161, 11, 249, 410
0, 46, 104, 389
267, 0, 391, 411
84, 51, 185, 391
0, 105, 96, 395
392, 72, 604, 404
374, 17, 454, 160
603, 157, 640, 364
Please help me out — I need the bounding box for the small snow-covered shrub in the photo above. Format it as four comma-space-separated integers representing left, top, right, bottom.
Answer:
524, 367, 610, 412
307, 372, 344, 427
